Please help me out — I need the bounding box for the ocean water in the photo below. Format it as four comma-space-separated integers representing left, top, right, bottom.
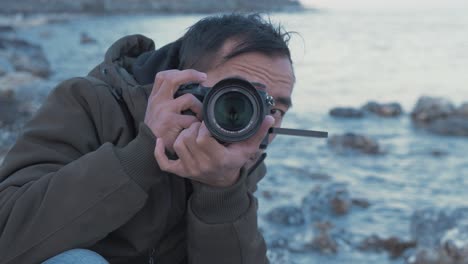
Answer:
9, 8, 468, 263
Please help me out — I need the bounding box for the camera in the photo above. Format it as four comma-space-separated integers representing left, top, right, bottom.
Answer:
175, 78, 275, 144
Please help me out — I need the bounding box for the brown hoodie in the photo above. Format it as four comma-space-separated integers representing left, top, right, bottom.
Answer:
0, 35, 268, 264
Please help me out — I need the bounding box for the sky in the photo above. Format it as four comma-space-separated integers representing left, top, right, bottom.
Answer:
301, 0, 468, 9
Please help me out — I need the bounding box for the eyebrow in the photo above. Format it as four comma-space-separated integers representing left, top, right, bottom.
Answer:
228, 75, 292, 109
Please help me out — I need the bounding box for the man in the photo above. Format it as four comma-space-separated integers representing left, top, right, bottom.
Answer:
0, 13, 294, 263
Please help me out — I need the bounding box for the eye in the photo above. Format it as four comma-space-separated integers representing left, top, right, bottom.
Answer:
270, 108, 285, 119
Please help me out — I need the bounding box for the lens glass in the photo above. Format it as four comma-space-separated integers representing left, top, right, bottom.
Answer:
214, 91, 253, 131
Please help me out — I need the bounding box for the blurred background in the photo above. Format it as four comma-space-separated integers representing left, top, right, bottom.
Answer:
1, 1, 467, 263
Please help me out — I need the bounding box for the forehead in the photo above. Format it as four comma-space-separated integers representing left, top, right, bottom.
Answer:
207, 42, 295, 100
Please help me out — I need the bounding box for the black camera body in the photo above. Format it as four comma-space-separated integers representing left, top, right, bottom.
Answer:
175, 78, 275, 145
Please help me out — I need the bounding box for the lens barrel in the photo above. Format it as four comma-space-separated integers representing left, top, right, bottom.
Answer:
204, 78, 268, 143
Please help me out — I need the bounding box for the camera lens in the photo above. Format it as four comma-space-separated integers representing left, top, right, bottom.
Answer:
214, 91, 253, 131
203, 78, 266, 143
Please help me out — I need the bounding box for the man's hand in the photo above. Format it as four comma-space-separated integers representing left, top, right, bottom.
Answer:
154, 115, 275, 188
144, 69, 206, 153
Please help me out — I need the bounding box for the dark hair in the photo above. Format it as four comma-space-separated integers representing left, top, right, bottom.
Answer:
178, 13, 292, 71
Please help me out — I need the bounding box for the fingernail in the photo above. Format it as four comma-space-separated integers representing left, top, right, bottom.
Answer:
200, 73, 207, 79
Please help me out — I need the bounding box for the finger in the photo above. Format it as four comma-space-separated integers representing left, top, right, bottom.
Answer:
155, 138, 186, 176
230, 115, 275, 151
155, 69, 207, 100
173, 93, 204, 119
173, 125, 200, 176
183, 122, 202, 150
150, 70, 178, 98
173, 114, 200, 129
197, 121, 216, 145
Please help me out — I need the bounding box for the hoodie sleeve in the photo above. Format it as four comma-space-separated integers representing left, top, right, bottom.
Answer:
0, 78, 166, 264
186, 162, 269, 264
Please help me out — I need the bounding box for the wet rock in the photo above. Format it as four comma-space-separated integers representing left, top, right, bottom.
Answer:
281, 165, 332, 181
0, 72, 43, 127
0, 37, 51, 78
457, 103, 468, 117
310, 222, 339, 254
328, 133, 380, 154
329, 107, 364, 118
351, 198, 371, 209
359, 235, 416, 258
302, 182, 352, 220
362, 101, 403, 117
288, 222, 339, 254
426, 117, 468, 136
411, 96, 456, 124
430, 149, 448, 157
441, 223, 468, 261
0, 25, 14, 33
407, 207, 468, 264
0, 0, 304, 14
411, 97, 468, 137
267, 248, 294, 264
80, 32, 97, 44
266, 205, 305, 226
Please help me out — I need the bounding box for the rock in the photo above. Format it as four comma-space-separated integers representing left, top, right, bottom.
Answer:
407, 207, 468, 264
410, 97, 468, 137
328, 133, 381, 154
80, 32, 97, 44
329, 107, 364, 118
426, 117, 468, 136
441, 223, 468, 261
362, 101, 403, 117
0, 25, 14, 33
265, 205, 305, 226
310, 222, 339, 254
457, 102, 468, 117
0, 91, 18, 127
358, 235, 416, 258
351, 198, 371, 209
0, 72, 43, 127
288, 222, 339, 254
302, 182, 352, 220
411, 96, 456, 124
0, 37, 51, 78
0, 0, 304, 14
430, 149, 448, 157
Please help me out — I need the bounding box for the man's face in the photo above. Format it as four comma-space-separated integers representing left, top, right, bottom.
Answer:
201, 40, 295, 145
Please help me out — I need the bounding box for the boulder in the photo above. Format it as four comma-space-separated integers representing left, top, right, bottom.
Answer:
426, 117, 468, 136
407, 207, 468, 264
80, 32, 97, 44
411, 96, 456, 124
457, 102, 468, 117
288, 221, 339, 254
0, 37, 51, 78
328, 133, 380, 154
302, 182, 352, 221
358, 235, 416, 258
362, 101, 403, 117
0, 72, 43, 127
329, 107, 364, 118
265, 205, 305, 226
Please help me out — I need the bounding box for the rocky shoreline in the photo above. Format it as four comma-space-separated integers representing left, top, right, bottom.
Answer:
1, 14, 468, 264
0, 0, 304, 14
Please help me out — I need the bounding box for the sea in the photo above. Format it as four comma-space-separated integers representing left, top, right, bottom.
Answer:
8, 8, 468, 263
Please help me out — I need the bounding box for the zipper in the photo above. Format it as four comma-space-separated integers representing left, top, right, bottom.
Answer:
148, 247, 155, 264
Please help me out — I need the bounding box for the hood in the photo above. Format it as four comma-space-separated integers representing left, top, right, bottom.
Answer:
88, 34, 183, 125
